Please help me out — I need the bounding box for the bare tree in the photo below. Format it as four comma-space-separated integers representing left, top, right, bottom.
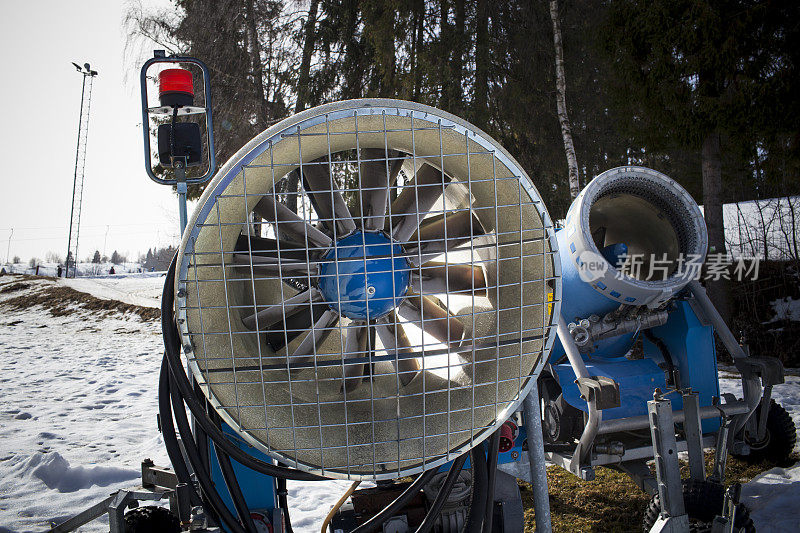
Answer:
549, 0, 579, 199
295, 0, 320, 113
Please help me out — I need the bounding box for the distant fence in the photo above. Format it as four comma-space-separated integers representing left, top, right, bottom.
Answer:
724, 196, 800, 261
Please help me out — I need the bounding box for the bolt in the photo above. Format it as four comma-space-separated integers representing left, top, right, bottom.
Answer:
367, 286, 376, 296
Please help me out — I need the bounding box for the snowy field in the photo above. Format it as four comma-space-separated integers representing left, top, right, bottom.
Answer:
0, 274, 798, 532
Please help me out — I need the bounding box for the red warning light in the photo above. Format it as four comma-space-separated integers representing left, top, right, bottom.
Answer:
158, 68, 194, 107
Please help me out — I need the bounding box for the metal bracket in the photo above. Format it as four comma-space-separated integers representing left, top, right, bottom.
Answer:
648, 394, 689, 530
734, 356, 784, 386
681, 391, 705, 482
575, 376, 621, 410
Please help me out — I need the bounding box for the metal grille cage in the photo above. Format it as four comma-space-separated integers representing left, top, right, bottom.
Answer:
174, 99, 561, 480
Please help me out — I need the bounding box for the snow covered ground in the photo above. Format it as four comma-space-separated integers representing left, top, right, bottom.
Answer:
0, 274, 798, 532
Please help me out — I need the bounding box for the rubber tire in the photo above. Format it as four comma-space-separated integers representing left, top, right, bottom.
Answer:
641, 480, 755, 533
124, 505, 181, 533
733, 399, 796, 464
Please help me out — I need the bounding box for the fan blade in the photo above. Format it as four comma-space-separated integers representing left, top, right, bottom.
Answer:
235, 234, 313, 262
242, 288, 321, 330
264, 300, 332, 351
289, 309, 338, 363
342, 324, 370, 393
358, 149, 403, 231
397, 294, 465, 346
253, 195, 332, 248
410, 263, 488, 296
301, 161, 357, 236
406, 210, 486, 264
231, 253, 319, 276
390, 164, 450, 242
376, 314, 420, 386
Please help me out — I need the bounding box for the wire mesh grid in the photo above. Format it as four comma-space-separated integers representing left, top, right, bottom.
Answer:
174, 100, 561, 480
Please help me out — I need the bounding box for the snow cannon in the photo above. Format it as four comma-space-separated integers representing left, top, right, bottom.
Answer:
151, 99, 562, 533
532, 166, 795, 532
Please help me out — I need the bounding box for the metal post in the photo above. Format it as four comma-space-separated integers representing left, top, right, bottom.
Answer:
523, 385, 553, 533
5, 227, 12, 265
65, 72, 87, 278
65, 64, 98, 278
175, 162, 188, 236
648, 393, 689, 532
681, 391, 706, 482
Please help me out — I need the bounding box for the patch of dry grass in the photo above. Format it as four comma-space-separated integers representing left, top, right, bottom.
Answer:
520, 452, 798, 531
0, 276, 160, 321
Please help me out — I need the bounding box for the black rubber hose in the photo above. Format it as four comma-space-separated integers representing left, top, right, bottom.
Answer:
213, 440, 259, 533
206, 408, 258, 533
160, 256, 327, 481
350, 468, 439, 533
482, 431, 501, 533
190, 382, 219, 526
276, 473, 294, 533
169, 370, 248, 533
414, 453, 469, 533
157, 356, 203, 508
464, 445, 489, 532
158, 355, 194, 487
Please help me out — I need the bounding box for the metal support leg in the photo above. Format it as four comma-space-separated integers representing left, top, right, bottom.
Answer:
176, 165, 188, 236
682, 391, 705, 482
709, 417, 731, 485
523, 385, 553, 533
108, 490, 131, 533
648, 394, 689, 532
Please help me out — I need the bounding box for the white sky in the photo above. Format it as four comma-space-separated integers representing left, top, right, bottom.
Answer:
0, 0, 186, 263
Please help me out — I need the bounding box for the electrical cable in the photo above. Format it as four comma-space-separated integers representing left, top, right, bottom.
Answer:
168, 369, 248, 533
645, 330, 678, 387
413, 453, 469, 533
160, 256, 328, 482
320, 481, 361, 533
157, 357, 202, 507
213, 439, 259, 533
276, 470, 294, 533
482, 431, 501, 533
350, 468, 439, 533
463, 444, 489, 532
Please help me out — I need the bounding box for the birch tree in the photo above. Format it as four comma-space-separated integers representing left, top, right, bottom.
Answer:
549, 0, 580, 199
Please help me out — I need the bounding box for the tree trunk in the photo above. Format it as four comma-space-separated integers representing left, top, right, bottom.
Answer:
411, 0, 424, 101
448, 0, 465, 115
295, 0, 320, 113
549, 0, 579, 199
473, 0, 489, 130
245, 0, 268, 131
439, 0, 450, 110
702, 131, 731, 321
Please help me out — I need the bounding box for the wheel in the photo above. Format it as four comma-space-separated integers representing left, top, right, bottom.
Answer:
539, 375, 582, 445
733, 399, 796, 464
641, 479, 755, 532
124, 505, 181, 533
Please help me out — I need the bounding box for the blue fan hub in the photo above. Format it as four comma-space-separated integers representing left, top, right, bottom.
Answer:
318, 230, 411, 320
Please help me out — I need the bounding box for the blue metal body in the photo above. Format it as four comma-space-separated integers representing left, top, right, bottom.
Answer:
550, 225, 721, 434
209, 424, 278, 526
550, 229, 635, 363
318, 230, 410, 320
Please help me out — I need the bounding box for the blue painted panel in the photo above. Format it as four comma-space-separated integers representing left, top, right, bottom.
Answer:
209, 422, 277, 529
553, 358, 667, 419
644, 301, 720, 433
551, 230, 637, 363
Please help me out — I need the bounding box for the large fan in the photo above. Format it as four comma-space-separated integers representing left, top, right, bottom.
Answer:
174, 99, 560, 479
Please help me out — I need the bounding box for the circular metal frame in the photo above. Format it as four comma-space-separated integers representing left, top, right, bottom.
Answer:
174, 99, 562, 480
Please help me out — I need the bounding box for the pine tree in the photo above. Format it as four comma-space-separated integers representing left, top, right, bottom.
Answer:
92, 250, 101, 263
